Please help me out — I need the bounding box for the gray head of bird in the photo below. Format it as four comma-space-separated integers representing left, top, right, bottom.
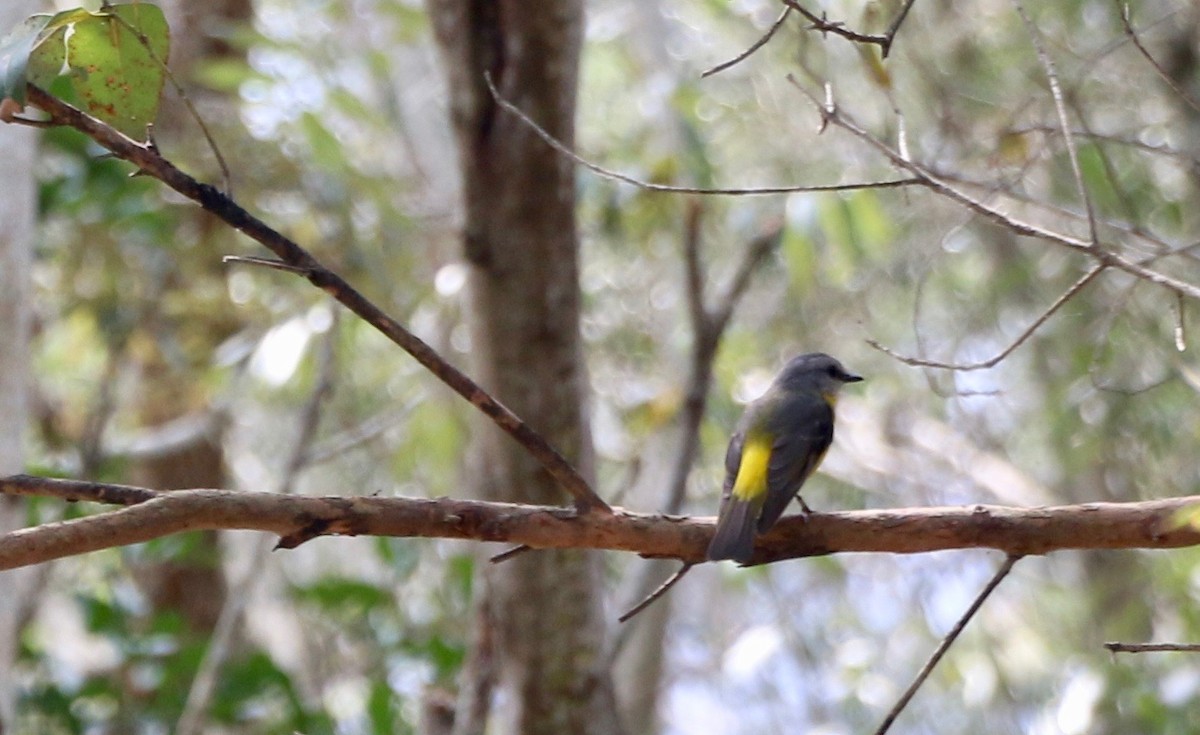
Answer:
775, 353, 863, 397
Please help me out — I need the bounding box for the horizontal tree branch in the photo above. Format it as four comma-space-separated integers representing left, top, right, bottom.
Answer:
2, 475, 1199, 571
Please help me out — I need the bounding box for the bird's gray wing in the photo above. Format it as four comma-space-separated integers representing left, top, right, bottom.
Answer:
755, 393, 834, 534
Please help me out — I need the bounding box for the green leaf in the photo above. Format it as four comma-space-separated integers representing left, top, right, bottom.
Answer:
26, 4, 171, 140
292, 577, 393, 615
0, 14, 53, 104
367, 679, 398, 734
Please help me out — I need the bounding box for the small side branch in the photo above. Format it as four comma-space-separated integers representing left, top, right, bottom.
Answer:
868, 264, 1105, 370
1013, 0, 1099, 245
617, 563, 695, 623
873, 555, 1020, 734
701, 6, 792, 78
781, 0, 919, 58
1104, 642, 1200, 654
1119, 4, 1200, 115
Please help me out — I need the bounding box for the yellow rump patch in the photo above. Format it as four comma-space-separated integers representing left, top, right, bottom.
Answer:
732, 434, 772, 502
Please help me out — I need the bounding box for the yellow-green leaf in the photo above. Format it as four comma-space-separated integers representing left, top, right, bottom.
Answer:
26, 3, 170, 140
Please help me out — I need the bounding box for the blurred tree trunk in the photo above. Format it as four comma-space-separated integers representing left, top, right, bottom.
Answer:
427, 4, 623, 734
0, 3, 41, 728
123, 0, 251, 635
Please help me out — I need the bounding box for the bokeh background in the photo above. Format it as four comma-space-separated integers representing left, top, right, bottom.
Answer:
4, 0, 1200, 733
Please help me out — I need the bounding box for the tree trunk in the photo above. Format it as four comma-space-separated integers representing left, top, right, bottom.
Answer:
0, 3, 41, 729
426, 3, 622, 734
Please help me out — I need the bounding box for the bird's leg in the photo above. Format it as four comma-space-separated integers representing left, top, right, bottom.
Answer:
794, 495, 813, 514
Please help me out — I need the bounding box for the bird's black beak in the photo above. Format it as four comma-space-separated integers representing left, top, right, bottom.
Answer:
842, 370, 863, 383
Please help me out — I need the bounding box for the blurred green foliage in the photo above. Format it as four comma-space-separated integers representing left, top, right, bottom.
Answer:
9, 0, 1200, 732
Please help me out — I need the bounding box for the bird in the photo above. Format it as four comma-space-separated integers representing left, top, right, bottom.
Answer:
706, 353, 862, 563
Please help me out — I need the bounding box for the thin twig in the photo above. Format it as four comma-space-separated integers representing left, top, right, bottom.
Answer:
617, 563, 695, 623
1013, 0, 1099, 246
223, 255, 314, 275
304, 401, 419, 465
1068, 98, 1143, 240
880, 0, 920, 58
104, 10, 232, 193
484, 72, 918, 197
1105, 642, 1200, 654
23, 84, 611, 516
701, 6, 791, 78
873, 555, 1021, 735
867, 264, 1105, 370
781, 1, 888, 48
1119, 4, 1200, 115
931, 167, 1190, 261
1008, 125, 1199, 163
780, 0, 919, 58
489, 545, 531, 564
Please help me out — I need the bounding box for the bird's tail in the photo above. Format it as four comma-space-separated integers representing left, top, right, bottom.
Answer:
706, 499, 757, 563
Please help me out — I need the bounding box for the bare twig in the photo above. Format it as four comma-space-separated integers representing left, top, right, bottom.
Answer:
1007, 125, 1199, 164
22, 85, 610, 516
931, 165, 1183, 261
305, 402, 418, 465
6, 476, 1200, 570
781, 1, 888, 48
222, 255, 314, 275
488, 544, 531, 564
617, 563, 694, 623
1119, 4, 1200, 115
1013, 0, 1098, 246
780, 0, 919, 58
783, 75, 1200, 303
484, 72, 919, 197
873, 555, 1021, 735
867, 264, 1105, 370
701, 6, 791, 78
880, 0, 920, 57
1105, 642, 1200, 654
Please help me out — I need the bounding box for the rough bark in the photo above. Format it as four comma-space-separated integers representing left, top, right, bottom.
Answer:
425, 3, 623, 734
7, 478, 1200, 570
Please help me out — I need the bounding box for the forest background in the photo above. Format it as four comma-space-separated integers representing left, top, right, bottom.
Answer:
2, 0, 1200, 734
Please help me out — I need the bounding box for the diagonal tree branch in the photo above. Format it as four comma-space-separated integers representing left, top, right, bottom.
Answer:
17, 85, 610, 516
3, 475, 1200, 571
873, 555, 1021, 734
